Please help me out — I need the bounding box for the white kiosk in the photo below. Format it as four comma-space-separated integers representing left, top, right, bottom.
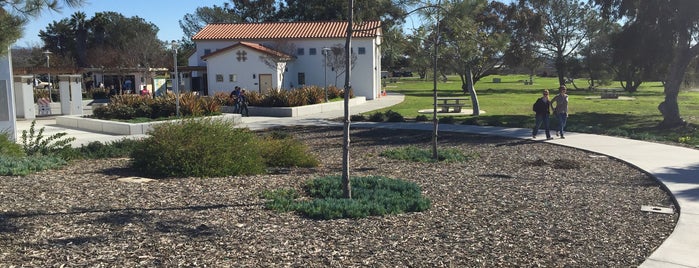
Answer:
58, 75, 83, 116
0, 48, 16, 141
13, 75, 35, 119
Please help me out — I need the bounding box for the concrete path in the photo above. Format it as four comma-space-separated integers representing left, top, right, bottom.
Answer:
13, 93, 699, 267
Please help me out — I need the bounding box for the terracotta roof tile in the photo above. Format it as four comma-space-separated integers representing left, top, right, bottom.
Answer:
201, 42, 293, 60
192, 20, 382, 40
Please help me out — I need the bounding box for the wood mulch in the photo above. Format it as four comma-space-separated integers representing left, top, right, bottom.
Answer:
0, 126, 677, 267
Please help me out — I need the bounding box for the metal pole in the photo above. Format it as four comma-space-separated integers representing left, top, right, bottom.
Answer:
323, 47, 330, 102
43, 50, 52, 102
172, 41, 180, 117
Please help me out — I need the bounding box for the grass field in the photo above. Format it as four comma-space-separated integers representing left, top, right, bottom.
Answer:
377, 74, 699, 146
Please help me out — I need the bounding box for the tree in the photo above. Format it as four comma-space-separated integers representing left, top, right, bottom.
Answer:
526, 0, 591, 86
404, 26, 432, 79
594, 0, 699, 128
326, 44, 358, 86
502, 0, 544, 84
438, 0, 510, 115
0, 0, 84, 54
577, 9, 616, 90
179, 4, 242, 49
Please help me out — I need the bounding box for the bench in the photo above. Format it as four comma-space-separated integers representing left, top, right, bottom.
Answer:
600, 89, 621, 99
436, 97, 469, 113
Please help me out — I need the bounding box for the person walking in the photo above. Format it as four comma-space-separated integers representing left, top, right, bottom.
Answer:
230, 86, 241, 113
532, 89, 553, 140
551, 85, 569, 138
238, 88, 249, 116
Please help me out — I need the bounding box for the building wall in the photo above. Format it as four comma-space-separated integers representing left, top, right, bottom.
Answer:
192, 37, 381, 100
205, 47, 283, 96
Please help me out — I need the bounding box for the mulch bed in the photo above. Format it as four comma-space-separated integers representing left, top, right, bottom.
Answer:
0, 126, 677, 267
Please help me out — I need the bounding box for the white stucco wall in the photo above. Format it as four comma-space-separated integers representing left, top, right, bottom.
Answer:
194, 36, 381, 100
205, 47, 283, 96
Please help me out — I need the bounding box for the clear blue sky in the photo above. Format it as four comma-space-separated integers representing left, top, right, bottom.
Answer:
14, 0, 226, 47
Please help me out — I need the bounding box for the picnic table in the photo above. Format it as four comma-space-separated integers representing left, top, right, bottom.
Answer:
436, 97, 469, 113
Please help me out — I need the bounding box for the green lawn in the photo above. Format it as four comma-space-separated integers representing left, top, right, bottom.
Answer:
377, 74, 699, 146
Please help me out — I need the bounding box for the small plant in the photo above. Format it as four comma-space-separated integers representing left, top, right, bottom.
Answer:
0, 155, 67, 176
368, 112, 385, 122
259, 132, 319, 168
0, 132, 24, 157
21, 120, 75, 157
384, 110, 405, 122
263, 176, 431, 220
350, 114, 366, 121
76, 139, 143, 159
380, 146, 476, 162
415, 115, 429, 122
439, 116, 456, 124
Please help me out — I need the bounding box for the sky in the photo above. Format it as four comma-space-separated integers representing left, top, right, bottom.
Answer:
14, 0, 517, 48
14, 0, 226, 47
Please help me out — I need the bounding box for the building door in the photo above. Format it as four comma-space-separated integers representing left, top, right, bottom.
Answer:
259, 74, 272, 94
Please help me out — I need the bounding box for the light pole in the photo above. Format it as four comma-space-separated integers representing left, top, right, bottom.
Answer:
322, 47, 331, 102
171, 40, 180, 117
43, 50, 52, 102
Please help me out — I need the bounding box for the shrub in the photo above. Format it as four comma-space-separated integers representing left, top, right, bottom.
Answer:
350, 114, 366, 121
76, 139, 143, 159
384, 110, 405, 122
439, 116, 456, 124
131, 118, 265, 177
0, 155, 67, 176
415, 115, 429, 122
262, 176, 431, 220
90, 88, 110, 99
0, 132, 24, 157
380, 146, 477, 162
368, 112, 385, 122
327, 86, 343, 99
21, 120, 75, 157
259, 132, 319, 168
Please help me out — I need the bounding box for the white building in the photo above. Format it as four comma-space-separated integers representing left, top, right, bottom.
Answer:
188, 20, 383, 100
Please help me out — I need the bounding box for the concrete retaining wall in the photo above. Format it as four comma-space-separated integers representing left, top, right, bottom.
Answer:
56, 114, 242, 135
222, 97, 366, 117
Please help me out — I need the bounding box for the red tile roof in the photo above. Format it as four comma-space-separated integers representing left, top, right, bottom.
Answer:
201, 42, 293, 60
192, 20, 382, 40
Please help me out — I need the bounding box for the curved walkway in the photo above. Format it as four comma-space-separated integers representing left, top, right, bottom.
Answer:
14, 93, 699, 267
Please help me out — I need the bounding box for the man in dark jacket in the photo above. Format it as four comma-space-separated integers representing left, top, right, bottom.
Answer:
532, 89, 553, 139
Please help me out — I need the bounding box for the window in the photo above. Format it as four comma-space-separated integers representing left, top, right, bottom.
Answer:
216, 74, 223, 82
297, 48, 305, 56
229, 74, 237, 82
204, 49, 211, 55
309, 48, 317, 55
297, 72, 305, 85
358, 47, 366, 55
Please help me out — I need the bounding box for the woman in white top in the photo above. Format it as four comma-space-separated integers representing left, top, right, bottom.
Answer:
551, 85, 569, 138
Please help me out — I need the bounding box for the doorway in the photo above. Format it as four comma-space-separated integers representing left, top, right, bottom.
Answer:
258, 74, 272, 94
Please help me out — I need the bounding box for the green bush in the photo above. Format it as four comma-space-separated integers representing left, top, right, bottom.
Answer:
350, 114, 366, 121
368, 112, 385, 122
384, 110, 405, 122
21, 120, 75, 157
260, 133, 319, 168
76, 139, 144, 159
439, 116, 456, 124
131, 118, 265, 177
415, 115, 429, 122
0, 155, 67, 176
0, 132, 24, 157
263, 176, 431, 220
380, 146, 477, 162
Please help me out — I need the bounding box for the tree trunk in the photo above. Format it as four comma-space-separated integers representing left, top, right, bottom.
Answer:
556, 55, 566, 86
465, 67, 480, 116
659, 34, 697, 128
